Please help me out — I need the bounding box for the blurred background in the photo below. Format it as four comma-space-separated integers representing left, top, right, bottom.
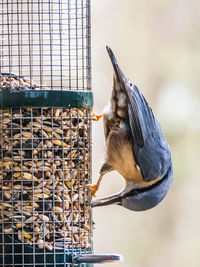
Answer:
91, 0, 200, 266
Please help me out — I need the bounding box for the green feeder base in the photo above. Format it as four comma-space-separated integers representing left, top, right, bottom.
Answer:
0, 232, 122, 266
0, 232, 92, 266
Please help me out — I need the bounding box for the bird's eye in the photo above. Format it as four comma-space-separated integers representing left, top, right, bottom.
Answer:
130, 83, 132, 86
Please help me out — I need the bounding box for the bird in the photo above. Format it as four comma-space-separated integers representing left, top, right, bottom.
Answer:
90, 46, 173, 211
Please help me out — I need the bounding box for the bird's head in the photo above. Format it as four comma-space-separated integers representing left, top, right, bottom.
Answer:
121, 164, 173, 211
91, 163, 173, 211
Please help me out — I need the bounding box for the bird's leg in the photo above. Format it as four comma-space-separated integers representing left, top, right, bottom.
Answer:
89, 174, 104, 197
91, 108, 103, 121
89, 163, 113, 197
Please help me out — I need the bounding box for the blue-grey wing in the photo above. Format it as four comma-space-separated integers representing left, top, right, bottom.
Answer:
126, 84, 171, 181
105, 46, 172, 182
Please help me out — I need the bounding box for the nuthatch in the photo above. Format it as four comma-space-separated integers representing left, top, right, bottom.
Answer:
90, 46, 173, 211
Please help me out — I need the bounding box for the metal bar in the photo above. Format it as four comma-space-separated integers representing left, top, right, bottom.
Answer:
74, 254, 123, 264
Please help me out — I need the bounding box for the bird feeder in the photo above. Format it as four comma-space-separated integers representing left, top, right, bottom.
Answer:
0, 0, 120, 266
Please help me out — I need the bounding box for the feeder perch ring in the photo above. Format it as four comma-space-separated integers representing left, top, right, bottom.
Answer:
0, 90, 94, 109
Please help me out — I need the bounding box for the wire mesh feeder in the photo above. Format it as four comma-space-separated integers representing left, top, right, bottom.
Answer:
0, 0, 121, 266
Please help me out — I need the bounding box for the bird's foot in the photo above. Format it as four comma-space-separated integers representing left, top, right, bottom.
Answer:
91, 109, 103, 121
89, 183, 98, 198
89, 175, 103, 198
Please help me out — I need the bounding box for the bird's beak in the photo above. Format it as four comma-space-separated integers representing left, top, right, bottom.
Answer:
91, 193, 121, 208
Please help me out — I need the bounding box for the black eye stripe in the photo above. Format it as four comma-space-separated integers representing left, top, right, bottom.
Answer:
123, 169, 170, 198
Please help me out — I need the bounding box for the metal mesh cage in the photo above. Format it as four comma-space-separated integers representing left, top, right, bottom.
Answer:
0, 0, 93, 266
0, 0, 91, 91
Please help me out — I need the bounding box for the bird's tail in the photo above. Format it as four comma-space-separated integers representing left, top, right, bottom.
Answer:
91, 193, 121, 208
106, 45, 157, 146
106, 45, 133, 101
106, 46, 124, 82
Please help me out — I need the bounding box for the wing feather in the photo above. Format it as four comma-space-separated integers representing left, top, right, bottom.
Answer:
126, 82, 171, 181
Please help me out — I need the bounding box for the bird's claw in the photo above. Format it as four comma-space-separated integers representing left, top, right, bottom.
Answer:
91, 109, 103, 121
89, 184, 98, 198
